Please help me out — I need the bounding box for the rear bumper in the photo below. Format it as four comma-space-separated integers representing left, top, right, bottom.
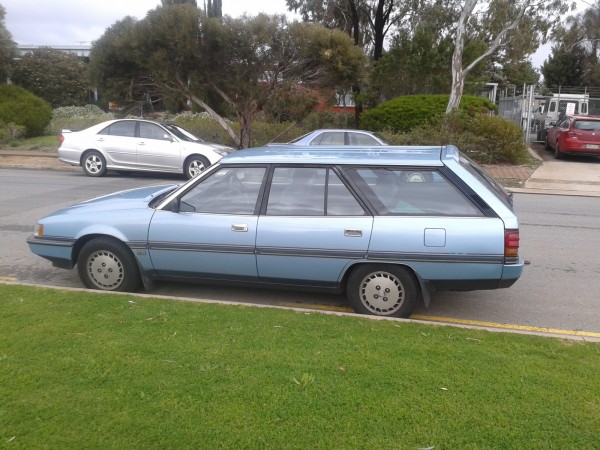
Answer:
560, 142, 600, 155
498, 257, 525, 288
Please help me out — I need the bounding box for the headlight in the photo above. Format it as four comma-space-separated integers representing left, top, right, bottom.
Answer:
214, 149, 231, 156
34, 224, 44, 238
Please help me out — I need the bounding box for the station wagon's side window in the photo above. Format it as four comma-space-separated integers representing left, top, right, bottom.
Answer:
179, 167, 266, 215
346, 167, 483, 217
98, 121, 136, 137
266, 167, 366, 216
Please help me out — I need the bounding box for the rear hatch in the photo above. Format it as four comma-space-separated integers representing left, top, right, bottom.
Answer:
572, 118, 600, 150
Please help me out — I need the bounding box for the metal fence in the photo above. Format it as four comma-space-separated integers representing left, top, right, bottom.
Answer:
497, 85, 600, 142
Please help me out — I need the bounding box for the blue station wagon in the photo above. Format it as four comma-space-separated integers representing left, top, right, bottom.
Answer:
27, 145, 524, 318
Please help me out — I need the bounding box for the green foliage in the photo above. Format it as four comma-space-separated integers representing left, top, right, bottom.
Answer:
47, 105, 115, 135
541, 45, 587, 88
0, 120, 26, 143
300, 110, 355, 130
361, 94, 497, 133
0, 5, 18, 84
11, 47, 89, 108
378, 112, 528, 165
88, 17, 147, 108
0, 84, 52, 137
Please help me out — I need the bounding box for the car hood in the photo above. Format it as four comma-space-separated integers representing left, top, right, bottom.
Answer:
43, 184, 179, 217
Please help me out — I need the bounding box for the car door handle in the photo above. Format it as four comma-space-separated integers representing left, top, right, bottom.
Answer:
231, 224, 248, 232
344, 229, 362, 237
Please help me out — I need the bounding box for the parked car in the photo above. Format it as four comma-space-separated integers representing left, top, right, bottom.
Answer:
28, 144, 523, 318
278, 129, 389, 146
58, 119, 232, 178
545, 115, 600, 159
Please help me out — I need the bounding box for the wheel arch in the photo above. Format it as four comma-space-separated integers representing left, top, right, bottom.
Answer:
341, 261, 431, 306
79, 148, 104, 166
72, 233, 132, 267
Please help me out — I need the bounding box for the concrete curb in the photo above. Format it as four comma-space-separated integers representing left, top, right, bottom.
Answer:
2, 280, 598, 342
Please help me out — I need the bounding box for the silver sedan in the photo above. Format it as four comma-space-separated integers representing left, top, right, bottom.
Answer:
58, 119, 232, 178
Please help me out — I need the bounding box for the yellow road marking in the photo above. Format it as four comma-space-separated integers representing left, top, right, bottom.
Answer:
281, 303, 600, 338
412, 315, 600, 339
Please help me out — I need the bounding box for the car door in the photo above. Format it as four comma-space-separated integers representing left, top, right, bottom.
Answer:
136, 122, 181, 171
553, 117, 571, 148
147, 166, 267, 280
256, 167, 372, 286
344, 167, 505, 285
95, 120, 138, 166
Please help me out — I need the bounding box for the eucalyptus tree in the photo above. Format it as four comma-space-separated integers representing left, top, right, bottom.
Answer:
551, 0, 600, 86
446, 0, 571, 112
286, 0, 421, 61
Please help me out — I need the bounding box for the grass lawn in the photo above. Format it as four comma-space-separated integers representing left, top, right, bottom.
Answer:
1, 284, 599, 449
2, 136, 60, 152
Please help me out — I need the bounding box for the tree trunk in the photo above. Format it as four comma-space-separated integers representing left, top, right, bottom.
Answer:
239, 113, 252, 149
446, 0, 477, 113
175, 75, 239, 147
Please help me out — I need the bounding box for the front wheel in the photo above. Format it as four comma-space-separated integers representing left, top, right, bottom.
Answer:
184, 155, 210, 179
77, 237, 141, 292
347, 265, 418, 318
82, 150, 107, 177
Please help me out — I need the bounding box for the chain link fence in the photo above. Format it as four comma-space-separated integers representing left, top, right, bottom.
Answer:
498, 85, 600, 143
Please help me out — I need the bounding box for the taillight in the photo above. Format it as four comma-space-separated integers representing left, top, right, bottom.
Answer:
59, 134, 65, 144
504, 229, 520, 262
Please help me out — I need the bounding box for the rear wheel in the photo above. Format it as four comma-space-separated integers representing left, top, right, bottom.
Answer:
184, 155, 210, 179
347, 265, 418, 318
554, 142, 564, 159
82, 150, 107, 177
77, 237, 141, 292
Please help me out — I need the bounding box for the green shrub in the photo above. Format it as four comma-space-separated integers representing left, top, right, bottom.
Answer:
0, 120, 26, 143
0, 85, 52, 137
361, 94, 497, 133
47, 105, 115, 135
301, 110, 355, 130
378, 112, 528, 165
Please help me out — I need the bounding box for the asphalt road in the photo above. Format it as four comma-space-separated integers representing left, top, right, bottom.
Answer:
1, 167, 599, 334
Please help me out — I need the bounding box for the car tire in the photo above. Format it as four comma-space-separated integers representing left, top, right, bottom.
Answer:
184, 155, 210, 179
81, 150, 107, 177
544, 137, 552, 151
554, 142, 564, 159
347, 264, 418, 318
77, 237, 141, 292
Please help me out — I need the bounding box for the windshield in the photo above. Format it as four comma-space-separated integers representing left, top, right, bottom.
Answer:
163, 124, 203, 143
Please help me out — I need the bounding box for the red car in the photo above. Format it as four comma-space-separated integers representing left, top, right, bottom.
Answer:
545, 115, 600, 159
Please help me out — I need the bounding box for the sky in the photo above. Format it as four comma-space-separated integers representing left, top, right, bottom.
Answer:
1, 0, 594, 68
2, 0, 295, 46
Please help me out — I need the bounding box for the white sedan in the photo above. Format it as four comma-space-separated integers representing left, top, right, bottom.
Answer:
58, 119, 232, 178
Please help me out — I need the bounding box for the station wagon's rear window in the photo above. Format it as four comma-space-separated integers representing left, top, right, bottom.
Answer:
345, 167, 483, 216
